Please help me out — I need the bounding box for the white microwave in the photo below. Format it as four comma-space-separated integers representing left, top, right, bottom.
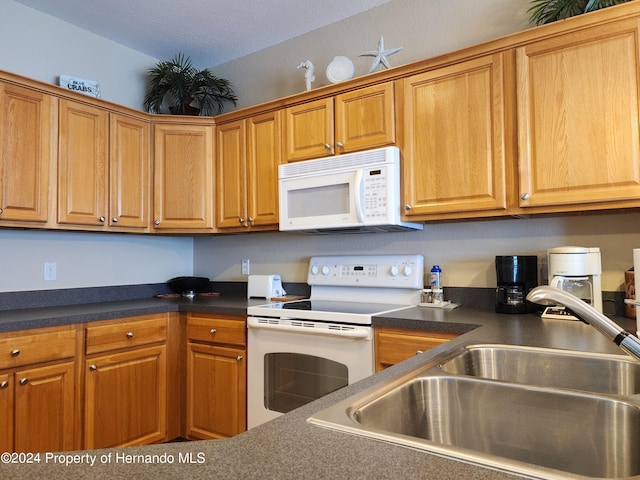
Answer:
278, 146, 423, 233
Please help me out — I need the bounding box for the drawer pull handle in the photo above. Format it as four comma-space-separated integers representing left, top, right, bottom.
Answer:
89, 365, 97, 371
0, 381, 8, 389
416, 350, 424, 355
209, 328, 217, 335
11, 349, 20, 357
236, 355, 243, 361
19, 378, 28, 386
126, 331, 134, 338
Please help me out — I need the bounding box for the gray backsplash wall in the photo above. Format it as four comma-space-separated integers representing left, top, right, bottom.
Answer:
193, 211, 640, 292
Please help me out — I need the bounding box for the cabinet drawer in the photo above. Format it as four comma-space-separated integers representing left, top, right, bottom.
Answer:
375, 327, 459, 371
0, 328, 77, 369
86, 314, 167, 355
187, 314, 246, 346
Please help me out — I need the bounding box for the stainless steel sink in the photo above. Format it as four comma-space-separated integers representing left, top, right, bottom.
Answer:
440, 344, 640, 395
308, 344, 640, 479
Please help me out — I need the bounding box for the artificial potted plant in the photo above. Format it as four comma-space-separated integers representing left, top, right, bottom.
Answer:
144, 53, 237, 116
528, 0, 631, 25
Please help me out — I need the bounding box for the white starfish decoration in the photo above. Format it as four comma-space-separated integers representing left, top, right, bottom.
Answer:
360, 36, 403, 73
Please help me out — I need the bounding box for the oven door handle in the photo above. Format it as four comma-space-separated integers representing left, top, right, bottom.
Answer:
247, 317, 371, 339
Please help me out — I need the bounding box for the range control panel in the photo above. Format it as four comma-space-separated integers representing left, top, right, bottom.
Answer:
307, 255, 424, 289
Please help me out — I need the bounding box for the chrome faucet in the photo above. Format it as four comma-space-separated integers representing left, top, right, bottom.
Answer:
527, 285, 640, 362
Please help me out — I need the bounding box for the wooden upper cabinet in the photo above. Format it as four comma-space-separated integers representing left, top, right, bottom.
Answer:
283, 97, 334, 162
401, 53, 510, 218
0, 82, 54, 224
246, 111, 281, 228
283, 82, 395, 162
109, 113, 151, 230
517, 18, 640, 210
334, 82, 395, 154
57, 99, 108, 227
216, 111, 280, 231
153, 123, 214, 231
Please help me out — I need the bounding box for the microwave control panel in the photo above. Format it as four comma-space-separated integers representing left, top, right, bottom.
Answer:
363, 167, 389, 218
307, 255, 424, 289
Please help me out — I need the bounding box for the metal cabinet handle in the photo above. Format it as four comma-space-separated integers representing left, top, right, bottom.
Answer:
11, 349, 20, 357
19, 378, 28, 386
521, 193, 530, 201
404, 204, 412, 211
336, 141, 344, 149
0, 381, 8, 389
89, 364, 97, 371
112, 217, 119, 223
0, 207, 3, 215
154, 220, 160, 226
416, 350, 424, 355
126, 331, 134, 338
236, 355, 243, 361
98, 216, 106, 223
324, 143, 331, 151
209, 328, 217, 335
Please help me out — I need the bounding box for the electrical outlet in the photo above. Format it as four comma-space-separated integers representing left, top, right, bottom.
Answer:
44, 262, 57, 281
241, 258, 250, 275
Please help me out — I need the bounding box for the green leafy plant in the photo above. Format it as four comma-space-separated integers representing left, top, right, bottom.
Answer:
144, 53, 237, 116
528, 0, 631, 25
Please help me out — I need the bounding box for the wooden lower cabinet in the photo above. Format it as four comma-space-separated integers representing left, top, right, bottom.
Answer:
186, 313, 247, 439
0, 325, 79, 453
14, 361, 76, 453
374, 326, 460, 372
83, 314, 168, 449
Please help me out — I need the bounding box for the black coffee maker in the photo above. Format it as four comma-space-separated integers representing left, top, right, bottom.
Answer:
495, 255, 538, 314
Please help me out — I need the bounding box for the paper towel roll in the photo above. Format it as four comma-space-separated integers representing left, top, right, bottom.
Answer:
634, 249, 640, 334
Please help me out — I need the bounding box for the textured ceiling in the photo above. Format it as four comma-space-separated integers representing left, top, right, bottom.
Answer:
14, 0, 393, 67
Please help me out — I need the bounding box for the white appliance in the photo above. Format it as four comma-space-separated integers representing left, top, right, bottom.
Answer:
247, 274, 285, 299
543, 246, 602, 320
247, 254, 424, 429
278, 146, 423, 233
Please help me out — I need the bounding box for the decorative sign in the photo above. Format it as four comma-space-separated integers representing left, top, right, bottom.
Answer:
59, 75, 101, 98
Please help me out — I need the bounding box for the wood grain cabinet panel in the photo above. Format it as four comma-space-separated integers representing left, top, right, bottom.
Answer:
400, 53, 510, 219
517, 18, 640, 210
0, 82, 54, 224
216, 111, 280, 231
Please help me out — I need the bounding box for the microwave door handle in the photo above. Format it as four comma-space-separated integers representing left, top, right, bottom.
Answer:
354, 169, 365, 223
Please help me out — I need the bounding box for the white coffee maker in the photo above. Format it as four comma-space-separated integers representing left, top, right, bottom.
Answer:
543, 246, 602, 319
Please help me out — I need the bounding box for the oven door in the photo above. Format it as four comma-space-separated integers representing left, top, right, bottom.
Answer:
247, 317, 374, 429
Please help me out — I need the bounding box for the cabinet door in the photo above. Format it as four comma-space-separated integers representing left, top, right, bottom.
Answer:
109, 113, 150, 229
517, 19, 640, 209
58, 99, 108, 226
215, 120, 247, 228
186, 342, 246, 439
84, 345, 167, 449
334, 82, 395, 153
0, 82, 53, 224
0, 373, 13, 452
153, 124, 214, 230
401, 53, 508, 218
283, 98, 334, 162
246, 111, 281, 227
13, 361, 76, 453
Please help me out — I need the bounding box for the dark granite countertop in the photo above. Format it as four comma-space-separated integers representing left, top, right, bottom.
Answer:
0, 295, 635, 479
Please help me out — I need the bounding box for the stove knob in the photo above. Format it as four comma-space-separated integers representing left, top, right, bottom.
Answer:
310, 265, 319, 275
403, 266, 413, 276
390, 266, 399, 277
321, 265, 331, 276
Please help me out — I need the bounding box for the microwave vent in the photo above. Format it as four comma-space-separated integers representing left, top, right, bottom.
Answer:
279, 146, 399, 179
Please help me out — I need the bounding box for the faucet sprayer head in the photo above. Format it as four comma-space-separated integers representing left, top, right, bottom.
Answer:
527, 286, 640, 363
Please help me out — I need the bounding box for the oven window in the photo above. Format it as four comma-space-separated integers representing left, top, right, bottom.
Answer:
264, 353, 348, 414
287, 183, 349, 218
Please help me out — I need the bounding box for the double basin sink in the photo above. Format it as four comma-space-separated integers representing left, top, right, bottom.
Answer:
308, 344, 640, 479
